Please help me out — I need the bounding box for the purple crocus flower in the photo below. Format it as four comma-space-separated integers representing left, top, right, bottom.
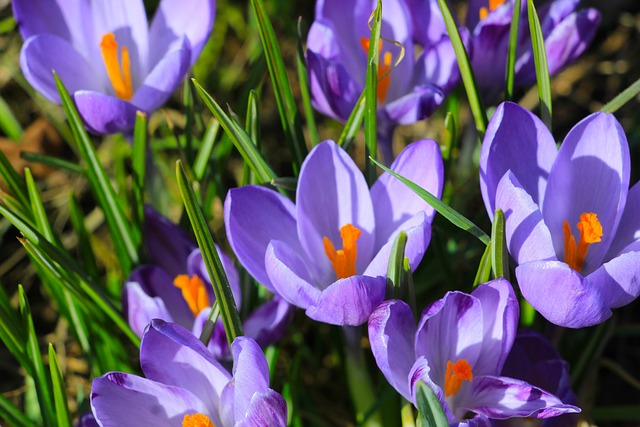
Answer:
124, 208, 293, 359
91, 320, 287, 426
13, 0, 215, 134
307, 0, 460, 160
368, 278, 580, 425
480, 102, 640, 327
225, 139, 443, 326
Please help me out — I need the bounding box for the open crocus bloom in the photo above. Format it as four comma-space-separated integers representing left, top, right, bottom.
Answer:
225, 139, 443, 326
124, 207, 293, 359
368, 279, 580, 425
91, 320, 288, 426
480, 102, 640, 327
307, 0, 460, 160
14, 0, 215, 134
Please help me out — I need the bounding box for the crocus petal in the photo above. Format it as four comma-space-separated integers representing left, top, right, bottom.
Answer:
405, 0, 448, 47
480, 102, 557, 219
236, 389, 288, 427
123, 281, 173, 337
516, 260, 611, 327
368, 299, 417, 401
470, 279, 518, 376
230, 337, 271, 421
606, 181, 640, 259
19, 34, 102, 103
305, 275, 386, 326
191, 309, 230, 360
495, 171, 556, 264
225, 185, 299, 293
414, 34, 461, 94
587, 250, 640, 309
243, 297, 294, 348
265, 240, 321, 309
12, 0, 83, 42
140, 320, 231, 405
73, 90, 139, 134
131, 38, 191, 112
148, 0, 215, 66
466, 375, 580, 419
408, 356, 456, 421
186, 248, 242, 308
296, 141, 375, 281
383, 84, 445, 125
371, 139, 444, 246
91, 373, 212, 426
542, 112, 630, 274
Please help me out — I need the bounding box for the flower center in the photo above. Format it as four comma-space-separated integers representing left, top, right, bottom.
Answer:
479, 0, 507, 20
563, 212, 603, 273
323, 224, 361, 280
173, 274, 210, 317
100, 33, 133, 101
359, 38, 393, 103
444, 359, 473, 398
182, 413, 215, 427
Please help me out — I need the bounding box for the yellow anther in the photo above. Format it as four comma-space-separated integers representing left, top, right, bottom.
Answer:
444, 359, 473, 398
323, 224, 361, 280
479, 0, 507, 20
182, 413, 215, 427
359, 37, 393, 102
100, 33, 133, 100
173, 274, 210, 317
563, 212, 603, 273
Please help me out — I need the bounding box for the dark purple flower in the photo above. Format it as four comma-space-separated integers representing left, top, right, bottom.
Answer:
91, 320, 288, 426
225, 139, 443, 326
480, 102, 640, 327
368, 278, 580, 425
124, 208, 294, 359
13, 0, 215, 134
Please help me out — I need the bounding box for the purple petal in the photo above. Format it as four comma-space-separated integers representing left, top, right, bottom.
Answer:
368, 300, 417, 401
243, 297, 294, 348
588, 250, 640, 309
466, 375, 580, 419
542, 112, 630, 274
73, 90, 139, 134
13, 0, 82, 41
236, 389, 288, 427
414, 34, 461, 94
20, 34, 103, 103
140, 320, 231, 403
470, 279, 518, 376
371, 139, 444, 246
495, 171, 556, 264
131, 37, 191, 112
123, 281, 173, 337
607, 181, 640, 259
516, 260, 611, 327
224, 185, 299, 293
265, 240, 320, 309
404, 0, 448, 47
383, 84, 445, 125
408, 357, 456, 420
305, 275, 386, 326
91, 373, 213, 426
191, 309, 230, 360
186, 247, 242, 308
148, 0, 215, 67
230, 337, 271, 421
480, 102, 557, 219
296, 141, 375, 281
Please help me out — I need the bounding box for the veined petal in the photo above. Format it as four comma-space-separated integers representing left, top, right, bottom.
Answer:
13, 0, 81, 42
542, 112, 630, 274
587, 250, 640, 309
404, 0, 448, 47
186, 247, 242, 308
383, 84, 445, 125
243, 297, 294, 349
305, 275, 386, 326
408, 357, 456, 421
606, 181, 640, 259
123, 281, 173, 337
230, 337, 271, 422
236, 389, 288, 427
368, 300, 417, 401
414, 34, 462, 94
73, 90, 139, 134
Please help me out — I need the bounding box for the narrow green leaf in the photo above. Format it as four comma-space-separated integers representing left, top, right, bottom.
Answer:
364, 0, 382, 185
54, 73, 138, 274
0, 393, 37, 427
183, 78, 196, 164
0, 285, 28, 369
24, 168, 57, 243
199, 301, 220, 346
504, 0, 522, 101
250, 0, 308, 173
0, 148, 29, 210
48, 344, 71, 427
270, 177, 298, 192
490, 209, 509, 280
415, 381, 448, 427
0, 95, 23, 141
296, 18, 319, 147
192, 79, 278, 184
338, 92, 366, 151
246, 90, 261, 146
176, 160, 243, 345
527, 0, 552, 130
473, 241, 493, 287
131, 111, 148, 249
600, 76, 640, 114
436, 0, 487, 135
369, 157, 490, 244
68, 194, 100, 281
20, 151, 85, 175
193, 119, 221, 182
520, 298, 536, 326
386, 231, 407, 299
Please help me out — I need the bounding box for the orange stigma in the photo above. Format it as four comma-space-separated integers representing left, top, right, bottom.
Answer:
563, 212, 603, 273
100, 33, 133, 100
444, 359, 473, 398
323, 224, 361, 280
182, 413, 215, 427
173, 274, 210, 317
479, 0, 507, 20
360, 38, 393, 102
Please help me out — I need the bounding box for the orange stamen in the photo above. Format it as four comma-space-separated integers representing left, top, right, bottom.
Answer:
563, 212, 603, 273
173, 274, 210, 317
182, 413, 215, 427
323, 224, 361, 280
359, 37, 393, 102
100, 33, 133, 101
444, 359, 473, 398
479, 0, 507, 20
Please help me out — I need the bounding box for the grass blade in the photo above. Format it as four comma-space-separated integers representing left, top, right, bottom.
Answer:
386, 231, 407, 299
473, 241, 493, 287
48, 344, 71, 427
527, 0, 552, 130
131, 111, 148, 248
0, 393, 37, 427
364, 0, 382, 184
68, 194, 100, 281
0, 95, 23, 141
600, 76, 640, 114
338, 92, 366, 151
415, 381, 448, 427
490, 209, 509, 280
20, 151, 85, 175
297, 17, 319, 147
193, 119, 221, 182
0, 148, 29, 210
504, 0, 522, 101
